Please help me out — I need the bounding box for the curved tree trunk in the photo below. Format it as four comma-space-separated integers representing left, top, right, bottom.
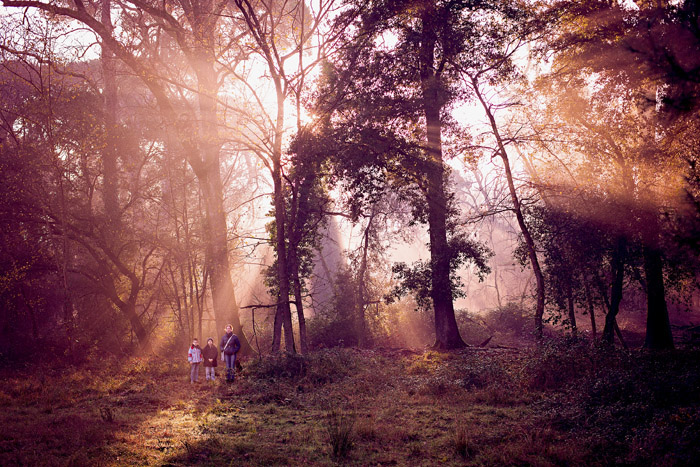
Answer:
471, 77, 546, 340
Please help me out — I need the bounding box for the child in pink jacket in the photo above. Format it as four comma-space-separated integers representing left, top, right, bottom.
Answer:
187, 338, 203, 383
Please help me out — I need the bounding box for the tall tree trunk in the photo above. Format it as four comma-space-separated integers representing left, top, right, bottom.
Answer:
472, 78, 546, 340
101, 0, 119, 226
643, 246, 674, 349
419, 8, 465, 350
270, 80, 296, 353
191, 42, 253, 354
602, 236, 626, 343
199, 166, 251, 353
291, 266, 307, 353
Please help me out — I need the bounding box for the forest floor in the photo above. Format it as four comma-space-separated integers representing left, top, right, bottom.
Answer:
1, 340, 700, 466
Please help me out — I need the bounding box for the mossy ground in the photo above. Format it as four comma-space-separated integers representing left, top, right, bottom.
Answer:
1, 344, 699, 466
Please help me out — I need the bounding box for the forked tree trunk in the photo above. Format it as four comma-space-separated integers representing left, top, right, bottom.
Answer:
270, 81, 296, 353
602, 237, 626, 343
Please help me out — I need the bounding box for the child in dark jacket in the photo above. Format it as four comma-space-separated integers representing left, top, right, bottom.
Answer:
202, 338, 218, 382
187, 338, 203, 383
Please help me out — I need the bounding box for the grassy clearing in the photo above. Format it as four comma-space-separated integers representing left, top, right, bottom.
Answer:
1, 343, 699, 466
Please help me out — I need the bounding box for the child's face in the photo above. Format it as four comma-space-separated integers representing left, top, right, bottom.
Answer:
207, 339, 213, 346
192, 339, 198, 346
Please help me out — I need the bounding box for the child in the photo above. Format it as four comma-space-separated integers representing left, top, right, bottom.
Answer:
202, 337, 218, 382
187, 338, 203, 383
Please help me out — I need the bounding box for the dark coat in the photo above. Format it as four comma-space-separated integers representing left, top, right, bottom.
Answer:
220, 332, 241, 355
202, 344, 218, 367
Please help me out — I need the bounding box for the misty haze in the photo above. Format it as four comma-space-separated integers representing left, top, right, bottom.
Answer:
1, 0, 700, 465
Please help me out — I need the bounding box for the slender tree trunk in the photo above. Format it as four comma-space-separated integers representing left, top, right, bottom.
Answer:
291, 268, 307, 353
493, 264, 502, 308
288, 220, 307, 353
566, 280, 577, 336
287, 170, 318, 354
356, 209, 374, 348
583, 276, 597, 339
643, 246, 674, 349
472, 78, 546, 339
419, 9, 465, 349
603, 237, 626, 343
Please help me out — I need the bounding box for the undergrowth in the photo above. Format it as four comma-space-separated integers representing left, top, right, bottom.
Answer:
1, 340, 699, 465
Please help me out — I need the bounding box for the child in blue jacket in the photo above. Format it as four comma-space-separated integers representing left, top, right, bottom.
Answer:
187, 338, 203, 383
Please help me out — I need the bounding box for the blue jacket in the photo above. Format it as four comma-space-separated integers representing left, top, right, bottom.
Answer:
220, 332, 241, 355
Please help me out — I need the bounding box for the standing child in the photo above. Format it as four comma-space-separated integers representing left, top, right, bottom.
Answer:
187, 338, 203, 383
202, 338, 218, 382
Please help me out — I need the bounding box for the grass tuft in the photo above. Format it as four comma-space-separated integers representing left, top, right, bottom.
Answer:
325, 407, 356, 459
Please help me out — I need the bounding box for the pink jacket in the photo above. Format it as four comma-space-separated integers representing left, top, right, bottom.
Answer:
188, 345, 203, 363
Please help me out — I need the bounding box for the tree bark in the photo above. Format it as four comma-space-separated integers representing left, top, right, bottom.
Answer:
198, 166, 251, 353
271, 159, 296, 353
643, 246, 674, 349
419, 7, 466, 350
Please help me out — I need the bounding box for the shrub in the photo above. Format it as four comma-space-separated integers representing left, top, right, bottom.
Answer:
483, 302, 531, 337
308, 314, 358, 349
245, 352, 307, 381
245, 348, 356, 386
522, 335, 600, 390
